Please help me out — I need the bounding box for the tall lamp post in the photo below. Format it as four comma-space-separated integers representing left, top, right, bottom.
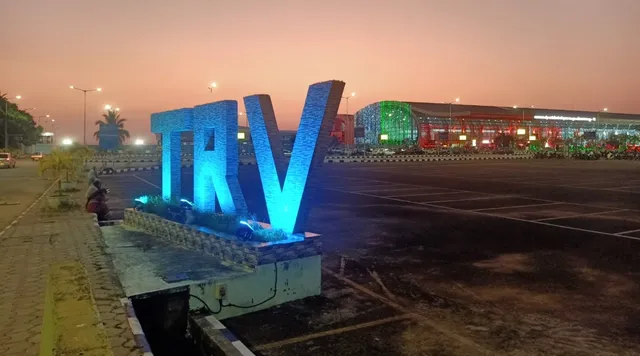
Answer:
43, 118, 56, 145
208, 82, 217, 93
342, 92, 356, 116
448, 97, 460, 154
341, 92, 356, 151
69, 86, 102, 145
3, 94, 22, 149
38, 114, 50, 125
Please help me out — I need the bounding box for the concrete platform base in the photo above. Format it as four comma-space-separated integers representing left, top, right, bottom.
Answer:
101, 225, 321, 320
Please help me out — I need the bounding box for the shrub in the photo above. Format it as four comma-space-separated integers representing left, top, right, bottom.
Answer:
138, 195, 287, 242
42, 198, 80, 212
38, 150, 78, 189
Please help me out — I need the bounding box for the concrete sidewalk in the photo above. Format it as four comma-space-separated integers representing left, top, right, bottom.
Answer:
0, 190, 146, 355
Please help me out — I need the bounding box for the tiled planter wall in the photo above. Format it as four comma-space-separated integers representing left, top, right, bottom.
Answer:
123, 208, 322, 270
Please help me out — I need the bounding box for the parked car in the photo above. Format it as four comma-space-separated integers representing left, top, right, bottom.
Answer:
0, 153, 16, 168
31, 152, 44, 161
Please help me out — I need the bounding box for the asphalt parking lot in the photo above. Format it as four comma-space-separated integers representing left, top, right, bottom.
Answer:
102, 159, 640, 356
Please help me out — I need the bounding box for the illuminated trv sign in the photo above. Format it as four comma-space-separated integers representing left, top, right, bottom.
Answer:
151, 80, 345, 234
534, 115, 596, 122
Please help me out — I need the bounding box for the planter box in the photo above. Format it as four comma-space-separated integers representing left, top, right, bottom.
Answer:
60, 181, 76, 191
123, 208, 322, 270
47, 195, 71, 209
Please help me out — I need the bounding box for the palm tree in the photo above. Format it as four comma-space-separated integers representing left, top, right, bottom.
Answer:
39, 149, 77, 189
93, 109, 130, 145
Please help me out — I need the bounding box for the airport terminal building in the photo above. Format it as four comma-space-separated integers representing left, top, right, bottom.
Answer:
354, 101, 640, 148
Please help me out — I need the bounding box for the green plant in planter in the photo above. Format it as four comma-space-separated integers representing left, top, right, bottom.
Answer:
68, 145, 96, 174
42, 198, 80, 212
38, 149, 77, 190
138, 195, 288, 242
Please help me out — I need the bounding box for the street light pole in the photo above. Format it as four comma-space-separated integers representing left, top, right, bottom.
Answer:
448, 97, 460, 155
341, 92, 356, 152
342, 92, 356, 117
70, 86, 102, 145
3, 95, 22, 149
38, 114, 50, 125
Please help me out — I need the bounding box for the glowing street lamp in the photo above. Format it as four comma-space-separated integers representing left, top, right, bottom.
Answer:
62, 138, 73, 146
3, 94, 22, 149
70, 85, 102, 145
134, 138, 145, 145
208, 82, 217, 93
38, 114, 50, 125
104, 104, 112, 111
341, 91, 356, 117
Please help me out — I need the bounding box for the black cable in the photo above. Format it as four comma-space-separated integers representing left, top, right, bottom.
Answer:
222, 263, 278, 309
189, 294, 222, 314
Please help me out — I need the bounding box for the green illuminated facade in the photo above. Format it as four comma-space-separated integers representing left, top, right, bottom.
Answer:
356, 101, 418, 145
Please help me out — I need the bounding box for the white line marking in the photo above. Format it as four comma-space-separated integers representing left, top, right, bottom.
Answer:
132, 175, 161, 190
231, 340, 256, 356
615, 228, 640, 235
608, 185, 640, 191
356, 186, 431, 193
396, 170, 640, 194
423, 195, 512, 204
533, 209, 628, 222
388, 191, 465, 198
471, 202, 564, 212
326, 174, 640, 214
127, 317, 145, 335
0, 178, 58, 240
325, 187, 640, 242
205, 315, 227, 330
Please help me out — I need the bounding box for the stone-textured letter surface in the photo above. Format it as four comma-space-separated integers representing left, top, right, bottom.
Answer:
150, 109, 193, 200
244, 80, 345, 234
192, 101, 248, 215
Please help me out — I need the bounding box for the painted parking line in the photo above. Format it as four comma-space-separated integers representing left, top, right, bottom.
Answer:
133, 174, 161, 189
357, 186, 435, 193
321, 268, 491, 353
400, 171, 640, 194
389, 190, 466, 198
471, 202, 563, 212
607, 185, 640, 191
424, 195, 512, 204
533, 209, 628, 222
325, 187, 640, 242
330, 174, 640, 214
616, 228, 640, 235
253, 314, 413, 351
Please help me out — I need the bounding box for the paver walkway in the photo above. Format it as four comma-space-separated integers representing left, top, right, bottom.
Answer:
0, 189, 144, 356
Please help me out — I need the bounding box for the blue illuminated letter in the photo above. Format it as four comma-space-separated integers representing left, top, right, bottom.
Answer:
244, 80, 345, 234
192, 101, 248, 215
150, 109, 193, 200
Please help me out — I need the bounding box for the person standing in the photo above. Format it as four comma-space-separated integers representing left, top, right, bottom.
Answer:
87, 166, 98, 186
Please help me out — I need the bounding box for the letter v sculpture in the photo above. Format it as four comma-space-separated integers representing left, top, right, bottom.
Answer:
244, 80, 345, 234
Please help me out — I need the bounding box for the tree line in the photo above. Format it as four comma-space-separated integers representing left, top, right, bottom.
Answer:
0, 93, 43, 148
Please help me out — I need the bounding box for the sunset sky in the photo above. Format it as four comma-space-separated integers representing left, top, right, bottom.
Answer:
2, 0, 639, 144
